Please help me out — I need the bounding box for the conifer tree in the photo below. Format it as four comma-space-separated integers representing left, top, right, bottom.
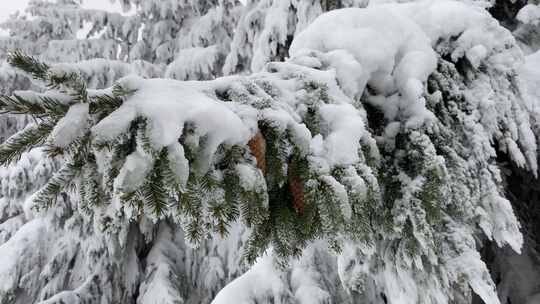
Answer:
2, 1, 540, 304
1, 2, 539, 303
0, 1, 247, 302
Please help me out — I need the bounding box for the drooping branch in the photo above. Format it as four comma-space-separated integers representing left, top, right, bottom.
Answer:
0, 3, 538, 304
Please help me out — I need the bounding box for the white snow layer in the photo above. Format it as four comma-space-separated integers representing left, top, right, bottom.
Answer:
94, 76, 251, 150
290, 1, 519, 129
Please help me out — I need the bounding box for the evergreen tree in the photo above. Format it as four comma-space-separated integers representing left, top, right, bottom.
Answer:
0, 1, 247, 303
2, 0, 540, 304
0, 1, 539, 303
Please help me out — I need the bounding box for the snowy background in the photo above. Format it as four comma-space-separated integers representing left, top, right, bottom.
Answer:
0, 0, 125, 36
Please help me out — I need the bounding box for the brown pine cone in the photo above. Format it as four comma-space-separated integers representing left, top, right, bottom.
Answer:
248, 131, 267, 175
288, 161, 305, 216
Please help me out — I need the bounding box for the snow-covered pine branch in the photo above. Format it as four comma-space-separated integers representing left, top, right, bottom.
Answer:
0, 1, 539, 304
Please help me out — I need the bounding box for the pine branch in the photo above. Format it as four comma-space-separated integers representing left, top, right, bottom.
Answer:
47, 69, 90, 105
112, 83, 137, 97
88, 84, 132, 120
90, 93, 123, 118
44, 132, 91, 159
8, 50, 90, 104
178, 172, 221, 244
7, 50, 50, 80
0, 119, 56, 166
33, 158, 84, 209
79, 161, 103, 213
0, 95, 68, 117
136, 148, 172, 217
210, 173, 239, 236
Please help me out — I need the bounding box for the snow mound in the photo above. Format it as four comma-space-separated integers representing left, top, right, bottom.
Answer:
289, 0, 518, 129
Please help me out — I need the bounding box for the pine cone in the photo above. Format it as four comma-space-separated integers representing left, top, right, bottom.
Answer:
288, 160, 305, 216
248, 131, 267, 175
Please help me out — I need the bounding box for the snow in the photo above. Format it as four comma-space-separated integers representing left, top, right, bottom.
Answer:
1, 0, 540, 303
290, 3, 437, 128
92, 103, 137, 143
118, 76, 248, 147
211, 253, 288, 304
50, 103, 89, 148
0, 1, 31, 36
520, 50, 540, 126
448, 248, 501, 304
236, 164, 258, 191
114, 149, 154, 194
517, 4, 540, 26
318, 103, 365, 166
94, 76, 253, 177
0, 218, 47, 294
167, 142, 189, 191
466, 44, 488, 68
320, 175, 351, 220
165, 46, 221, 81
137, 224, 185, 304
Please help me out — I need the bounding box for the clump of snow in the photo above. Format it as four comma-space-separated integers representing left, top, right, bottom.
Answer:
91, 104, 137, 144
96, 76, 251, 150
211, 253, 289, 304
466, 45, 488, 68
290, 3, 437, 128
290, 0, 519, 130
167, 142, 189, 191
50, 103, 89, 148
114, 149, 154, 194
517, 4, 540, 26
318, 103, 365, 166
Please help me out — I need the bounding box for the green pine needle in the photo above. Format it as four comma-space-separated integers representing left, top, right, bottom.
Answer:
0, 120, 56, 166
33, 158, 84, 209
0, 95, 68, 117
7, 50, 50, 81
90, 94, 123, 118
141, 149, 171, 217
